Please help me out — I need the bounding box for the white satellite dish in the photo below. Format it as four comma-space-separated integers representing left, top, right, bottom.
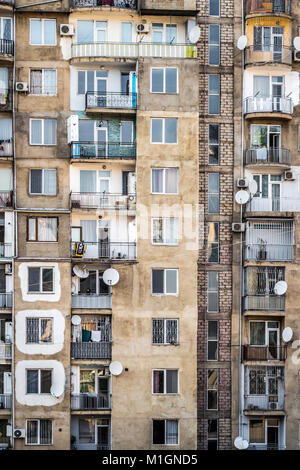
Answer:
71, 280, 77, 294
282, 326, 293, 343
237, 35, 247, 51
109, 361, 123, 376
103, 268, 119, 286
188, 25, 200, 44
71, 315, 81, 326
50, 384, 64, 398
234, 437, 244, 449
294, 36, 300, 51
241, 440, 249, 450
235, 190, 250, 205
274, 280, 287, 296
73, 265, 89, 279
248, 179, 258, 196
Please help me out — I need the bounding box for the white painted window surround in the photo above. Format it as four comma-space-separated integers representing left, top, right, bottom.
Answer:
18, 262, 61, 302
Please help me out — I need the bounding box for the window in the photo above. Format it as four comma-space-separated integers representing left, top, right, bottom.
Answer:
26, 318, 53, 344
30, 119, 56, 145
151, 68, 178, 94
152, 318, 178, 345
208, 75, 220, 115
152, 23, 177, 44
249, 419, 265, 444
120, 121, 133, 145
152, 269, 178, 295
208, 420, 218, 450
209, 0, 220, 16
0, 18, 12, 40
79, 270, 110, 295
151, 168, 178, 194
30, 69, 57, 95
26, 369, 52, 394
207, 222, 219, 263
208, 173, 220, 214
28, 267, 54, 293
208, 124, 220, 165
209, 25, 220, 66
207, 272, 219, 312
30, 169, 56, 195
28, 217, 58, 242
152, 218, 179, 245
151, 118, 178, 144
0, 118, 12, 142
207, 369, 218, 410
77, 20, 107, 44
152, 370, 178, 394
77, 70, 95, 95
208, 321, 218, 361
30, 19, 56, 46
153, 420, 178, 445
26, 419, 52, 445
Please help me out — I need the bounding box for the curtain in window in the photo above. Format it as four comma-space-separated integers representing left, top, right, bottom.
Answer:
153, 370, 163, 393
31, 120, 42, 144
44, 169, 56, 195
40, 420, 52, 445
0, 68, 8, 94
0, 168, 12, 191
79, 419, 95, 443
166, 421, 178, 445
254, 76, 270, 98
0, 119, 12, 141
249, 420, 265, 444
153, 219, 163, 243
80, 170, 96, 193
27, 421, 38, 444
152, 169, 163, 193
42, 269, 53, 292
250, 322, 265, 345
77, 21, 94, 44
40, 371, 51, 393
3, 19, 12, 41
38, 218, 57, 241
80, 370, 95, 393
165, 168, 178, 193
165, 218, 178, 244
44, 20, 56, 45
44, 70, 56, 95
44, 119, 56, 145
30, 70, 42, 94
81, 220, 97, 242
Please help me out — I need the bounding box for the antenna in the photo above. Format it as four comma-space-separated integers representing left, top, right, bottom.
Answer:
282, 327, 293, 343
188, 26, 200, 44
274, 280, 287, 296
235, 190, 250, 205
237, 35, 247, 51
73, 265, 89, 279
109, 361, 123, 376
103, 268, 119, 286
294, 36, 300, 51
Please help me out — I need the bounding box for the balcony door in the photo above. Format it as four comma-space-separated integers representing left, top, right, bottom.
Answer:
98, 220, 110, 258
97, 418, 110, 449
96, 73, 107, 108
268, 324, 280, 360
96, 125, 107, 158
267, 420, 279, 450
272, 28, 283, 63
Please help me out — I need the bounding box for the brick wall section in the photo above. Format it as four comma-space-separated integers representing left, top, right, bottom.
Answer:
198, 271, 232, 313
197, 24, 234, 68
199, 122, 234, 166
199, 173, 233, 215
199, 73, 234, 118
196, 0, 234, 16
198, 223, 232, 265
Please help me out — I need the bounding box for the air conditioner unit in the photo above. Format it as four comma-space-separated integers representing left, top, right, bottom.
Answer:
5, 264, 12, 274
294, 50, 300, 62
232, 222, 245, 233
237, 178, 249, 188
15, 82, 28, 92
60, 24, 74, 36
269, 402, 278, 410
284, 170, 295, 181
14, 429, 25, 439
136, 23, 150, 33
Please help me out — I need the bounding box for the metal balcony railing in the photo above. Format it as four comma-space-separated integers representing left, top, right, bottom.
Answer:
71, 393, 111, 410
70, 142, 136, 159
248, 444, 285, 450
0, 394, 12, 409
71, 192, 136, 210
0, 343, 12, 359
246, 197, 300, 212
71, 0, 137, 8
244, 295, 285, 311
0, 141, 13, 158
71, 341, 112, 359
243, 345, 287, 361
245, 147, 290, 165
71, 294, 112, 309
0, 293, 12, 308
86, 92, 137, 110
0, 243, 13, 259
246, 0, 290, 14
245, 45, 292, 65
0, 40, 13, 56
71, 241, 137, 260
245, 244, 294, 261
244, 394, 285, 411
244, 96, 293, 115
72, 443, 111, 451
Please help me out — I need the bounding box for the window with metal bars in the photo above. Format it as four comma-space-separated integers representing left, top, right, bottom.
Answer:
245, 266, 285, 295
26, 419, 52, 445
26, 318, 53, 344
152, 319, 178, 345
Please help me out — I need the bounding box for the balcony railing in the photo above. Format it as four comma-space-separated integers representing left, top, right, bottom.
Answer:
0, 88, 12, 111
244, 96, 293, 115
245, 148, 290, 165
71, 192, 136, 210
71, 242, 137, 260
0, 343, 12, 359
0, 192, 12, 207
245, 46, 292, 66
70, 142, 136, 160
246, 197, 300, 212
245, 244, 294, 261
86, 92, 137, 110
71, 42, 197, 60
246, 0, 290, 14
71, 294, 112, 309
244, 394, 285, 411
72, 443, 111, 451
71, 393, 111, 410
71, 341, 112, 359
0, 141, 13, 158
71, 0, 137, 8
0, 243, 13, 259
244, 295, 285, 311
248, 444, 285, 450
0, 40, 13, 57
0, 293, 12, 308
243, 345, 287, 361
0, 394, 11, 409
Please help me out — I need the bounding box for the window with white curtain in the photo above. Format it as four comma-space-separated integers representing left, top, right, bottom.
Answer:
26, 419, 53, 445
151, 168, 178, 194
80, 170, 96, 193
28, 217, 58, 242
152, 269, 178, 295
0, 168, 12, 191
28, 267, 54, 293
26, 317, 53, 344
152, 420, 178, 445
152, 370, 178, 394
152, 218, 179, 245
30, 169, 56, 195
30, 19, 56, 45
80, 220, 97, 243
0, 118, 12, 141
30, 69, 57, 95
30, 119, 56, 145
0, 18, 12, 40
0, 68, 8, 95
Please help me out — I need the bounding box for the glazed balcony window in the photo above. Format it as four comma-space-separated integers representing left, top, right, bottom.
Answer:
244, 266, 285, 310
244, 75, 293, 114
246, 0, 290, 15
245, 26, 291, 65
245, 124, 290, 165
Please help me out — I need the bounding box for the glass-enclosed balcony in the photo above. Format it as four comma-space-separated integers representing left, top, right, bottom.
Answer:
245, 220, 294, 261
244, 366, 285, 412
246, 0, 290, 15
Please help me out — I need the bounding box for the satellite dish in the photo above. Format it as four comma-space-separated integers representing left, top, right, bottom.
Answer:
235, 190, 250, 205
71, 315, 81, 326
237, 35, 247, 51
73, 264, 89, 279
103, 268, 119, 286
109, 361, 123, 376
188, 25, 200, 44
71, 280, 77, 294
50, 384, 64, 398
241, 440, 249, 450
294, 36, 300, 51
274, 281, 287, 296
248, 179, 258, 196
234, 437, 244, 449
282, 326, 293, 343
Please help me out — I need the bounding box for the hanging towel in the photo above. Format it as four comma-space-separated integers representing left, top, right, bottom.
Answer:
82, 329, 91, 342
91, 330, 101, 342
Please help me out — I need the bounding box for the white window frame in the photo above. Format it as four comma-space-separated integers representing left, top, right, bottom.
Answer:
150, 118, 178, 145
27, 267, 54, 294
208, 74, 220, 115
249, 320, 280, 347
152, 419, 179, 446
151, 168, 179, 195
29, 169, 57, 195
29, 69, 57, 96
29, 118, 57, 146
152, 318, 179, 345
152, 23, 177, 44
120, 121, 134, 146
29, 19, 57, 46
152, 369, 179, 395
25, 317, 53, 344
150, 67, 178, 94
26, 419, 53, 446
26, 369, 52, 395
151, 218, 179, 246
151, 269, 179, 296
0, 17, 12, 40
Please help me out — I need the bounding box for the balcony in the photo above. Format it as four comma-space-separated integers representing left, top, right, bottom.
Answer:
245, 46, 292, 67
0, 141, 13, 158
71, 341, 112, 359
71, 393, 111, 410
245, 220, 294, 261
71, 294, 112, 309
0, 394, 11, 409
0, 192, 12, 207
70, 142, 136, 160
246, 0, 291, 15
0, 40, 13, 57
139, 0, 197, 15
244, 97, 293, 116
71, 42, 197, 60
244, 295, 285, 311
86, 92, 137, 113
0, 293, 12, 309
71, 0, 137, 8
0, 244, 13, 259
71, 192, 136, 210
243, 345, 287, 361
0, 343, 11, 359
71, 242, 137, 260
245, 148, 290, 165
246, 197, 300, 212
244, 394, 285, 411
245, 243, 293, 261
0, 89, 12, 112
